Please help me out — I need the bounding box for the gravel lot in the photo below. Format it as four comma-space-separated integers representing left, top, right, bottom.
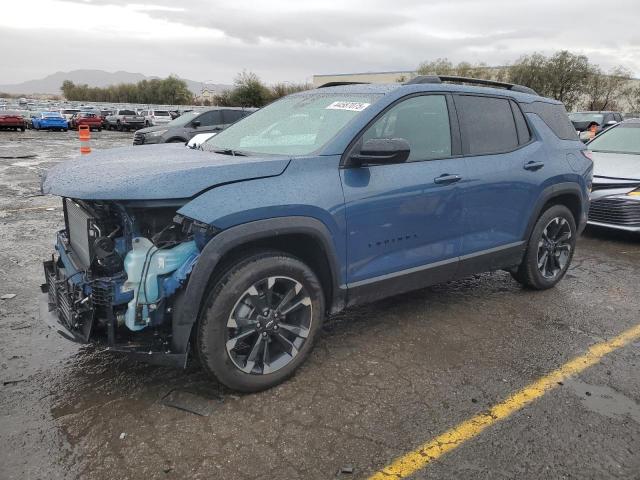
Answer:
1, 130, 639, 480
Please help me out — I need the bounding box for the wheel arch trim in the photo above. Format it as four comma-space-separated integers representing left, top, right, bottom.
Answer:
170, 216, 345, 354
525, 182, 586, 240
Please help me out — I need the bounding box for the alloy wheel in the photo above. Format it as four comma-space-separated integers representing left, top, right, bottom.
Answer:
226, 276, 312, 375
537, 217, 572, 279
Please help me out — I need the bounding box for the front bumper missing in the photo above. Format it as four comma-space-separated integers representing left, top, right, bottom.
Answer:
40, 258, 188, 368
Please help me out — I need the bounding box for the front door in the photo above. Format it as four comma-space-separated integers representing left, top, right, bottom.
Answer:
340, 94, 467, 304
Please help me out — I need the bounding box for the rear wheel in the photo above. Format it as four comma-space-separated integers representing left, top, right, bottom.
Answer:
197, 251, 325, 392
511, 204, 576, 290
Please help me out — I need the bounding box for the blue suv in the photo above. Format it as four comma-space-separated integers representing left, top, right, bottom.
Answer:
40, 76, 592, 392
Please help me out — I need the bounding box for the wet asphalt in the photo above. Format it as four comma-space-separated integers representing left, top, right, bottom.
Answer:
0, 129, 639, 480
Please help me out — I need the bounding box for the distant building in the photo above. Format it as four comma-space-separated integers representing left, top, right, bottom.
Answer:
313, 70, 416, 87
313, 69, 640, 113
197, 88, 218, 104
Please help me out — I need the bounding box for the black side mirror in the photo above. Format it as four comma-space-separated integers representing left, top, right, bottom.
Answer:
192, 120, 201, 128
350, 138, 411, 166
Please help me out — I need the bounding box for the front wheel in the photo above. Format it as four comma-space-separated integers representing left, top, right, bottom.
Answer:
511, 204, 577, 290
197, 251, 325, 392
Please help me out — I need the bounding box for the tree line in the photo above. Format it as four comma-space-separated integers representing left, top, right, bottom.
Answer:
417, 51, 640, 111
60, 76, 193, 105
58, 51, 640, 111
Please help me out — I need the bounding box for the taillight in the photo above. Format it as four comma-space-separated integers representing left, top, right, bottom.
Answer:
581, 150, 593, 161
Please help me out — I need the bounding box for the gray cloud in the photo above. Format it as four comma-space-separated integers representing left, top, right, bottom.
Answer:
4, 0, 640, 85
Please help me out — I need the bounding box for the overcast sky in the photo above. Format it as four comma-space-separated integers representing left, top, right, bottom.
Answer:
3, 0, 640, 85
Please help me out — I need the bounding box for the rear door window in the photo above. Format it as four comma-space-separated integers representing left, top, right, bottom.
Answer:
510, 100, 531, 145
360, 94, 452, 162
223, 110, 247, 124
197, 110, 223, 126
455, 95, 518, 155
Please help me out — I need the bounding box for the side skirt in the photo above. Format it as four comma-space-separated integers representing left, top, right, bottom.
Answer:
346, 241, 525, 307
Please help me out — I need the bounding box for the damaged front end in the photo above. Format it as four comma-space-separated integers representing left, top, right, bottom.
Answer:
41, 198, 214, 367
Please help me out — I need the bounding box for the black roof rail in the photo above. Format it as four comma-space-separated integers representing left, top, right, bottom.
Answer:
317, 81, 371, 88
405, 75, 538, 95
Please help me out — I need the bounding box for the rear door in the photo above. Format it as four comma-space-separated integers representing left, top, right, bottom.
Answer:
454, 94, 542, 273
190, 110, 225, 138
341, 94, 467, 303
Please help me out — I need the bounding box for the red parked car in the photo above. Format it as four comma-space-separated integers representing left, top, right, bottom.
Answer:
69, 112, 103, 131
0, 111, 27, 131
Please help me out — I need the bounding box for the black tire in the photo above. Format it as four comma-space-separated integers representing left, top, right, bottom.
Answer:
20, 127, 25, 132
63, 128, 68, 132
511, 204, 577, 290
197, 250, 325, 392
117, 122, 123, 131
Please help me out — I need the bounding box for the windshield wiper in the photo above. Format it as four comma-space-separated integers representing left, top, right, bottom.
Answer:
213, 149, 248, 156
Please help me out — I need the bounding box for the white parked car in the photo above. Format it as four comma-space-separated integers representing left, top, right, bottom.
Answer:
140, 109, 172, 127
60, 108, 81, 122
186, 132, 217, 148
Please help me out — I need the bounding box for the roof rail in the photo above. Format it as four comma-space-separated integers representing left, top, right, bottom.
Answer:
405, 75, 538, 95
317, 81, 371, 88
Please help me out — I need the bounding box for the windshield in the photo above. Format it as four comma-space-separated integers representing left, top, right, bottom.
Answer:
588, 125, 640, 155
203, 93, 383, 155
167, 110, 199, 127
154, 110, 170, 116
569, 113, 604, 124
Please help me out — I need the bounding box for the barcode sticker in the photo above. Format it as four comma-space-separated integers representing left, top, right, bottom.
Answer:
326, 101, 370, 112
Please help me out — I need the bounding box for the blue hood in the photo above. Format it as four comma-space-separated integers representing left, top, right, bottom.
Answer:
42, 144, 291, 200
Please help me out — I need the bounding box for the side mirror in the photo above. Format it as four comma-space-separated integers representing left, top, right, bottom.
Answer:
350, 138, 411, 166
605, 120, 617, 127
191, 120, 201, 128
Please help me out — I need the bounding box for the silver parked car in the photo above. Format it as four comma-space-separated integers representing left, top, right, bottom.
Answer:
587, 119, 640, 232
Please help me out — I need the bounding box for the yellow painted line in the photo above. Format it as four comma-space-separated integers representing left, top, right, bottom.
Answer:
2, 205, 58, 213
368, 322, 640, 479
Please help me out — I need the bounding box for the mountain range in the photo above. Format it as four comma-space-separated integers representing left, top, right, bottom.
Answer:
0, 70, 231, 96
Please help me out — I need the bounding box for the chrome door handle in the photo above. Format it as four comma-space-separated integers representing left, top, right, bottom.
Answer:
524, 161, 544, 171
434, 174, 462, 185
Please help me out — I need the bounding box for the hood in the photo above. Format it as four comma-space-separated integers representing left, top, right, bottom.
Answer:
42, 144, 291, 200
591, 151, 640, 182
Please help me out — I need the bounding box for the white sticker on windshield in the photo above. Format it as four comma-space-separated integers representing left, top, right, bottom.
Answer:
326, 101, 371, 112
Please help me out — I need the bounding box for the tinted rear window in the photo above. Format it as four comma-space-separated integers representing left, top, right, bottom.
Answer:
522, 102, 577, 140
223, 110, 247, 124
456, 95, 518, 155
154, 111, 170, 115
120, 110, 136, 115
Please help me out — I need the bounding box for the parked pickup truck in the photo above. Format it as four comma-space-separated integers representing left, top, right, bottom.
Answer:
105, 110, 145, 131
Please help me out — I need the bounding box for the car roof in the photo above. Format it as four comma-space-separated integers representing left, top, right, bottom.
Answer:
297, 82, 554, 104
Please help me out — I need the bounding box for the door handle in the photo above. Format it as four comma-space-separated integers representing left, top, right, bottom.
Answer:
524, 161, 544, 171
434, 174, 462, 185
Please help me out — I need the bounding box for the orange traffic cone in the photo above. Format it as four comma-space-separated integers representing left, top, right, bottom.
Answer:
79, 125, 91, 154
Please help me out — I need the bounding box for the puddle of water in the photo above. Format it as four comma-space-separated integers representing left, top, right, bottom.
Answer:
567, 379, 640, 424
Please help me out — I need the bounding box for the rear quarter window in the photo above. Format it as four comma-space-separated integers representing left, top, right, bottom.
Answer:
520, 101, 577, 140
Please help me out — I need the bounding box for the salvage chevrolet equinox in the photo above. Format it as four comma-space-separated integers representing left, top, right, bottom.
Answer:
40, 76, 593, 392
